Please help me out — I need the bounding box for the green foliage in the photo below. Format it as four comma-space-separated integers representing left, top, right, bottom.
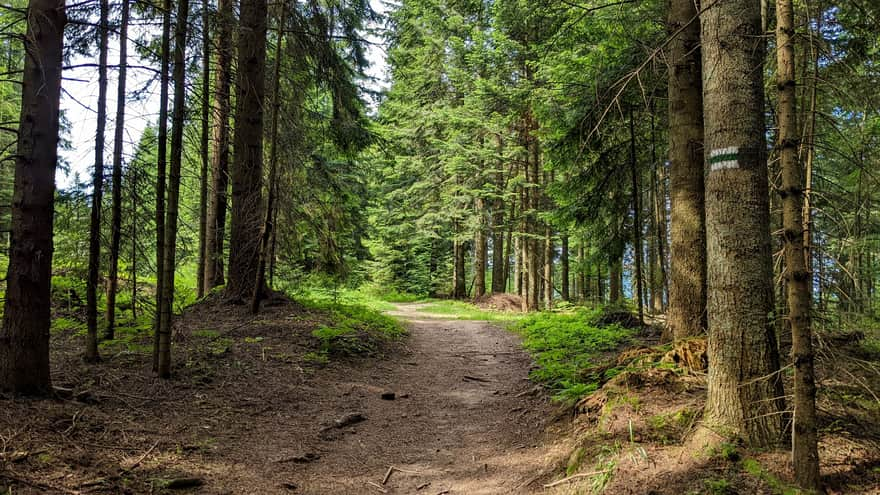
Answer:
511, 308, 632, 402
299, 296, 406, 361
418, 300, 524, 322
741, 458, 803, 495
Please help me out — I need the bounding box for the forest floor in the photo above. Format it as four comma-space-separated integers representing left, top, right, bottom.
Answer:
0, 299, 574, 495
2, 296, 879, 494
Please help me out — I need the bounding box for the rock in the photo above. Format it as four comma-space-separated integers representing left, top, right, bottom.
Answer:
381, 391, 396, 400
281, 481, 298, 491
333, 412, 366, 428
164, 478, 204, 489
276, 452, 319, 464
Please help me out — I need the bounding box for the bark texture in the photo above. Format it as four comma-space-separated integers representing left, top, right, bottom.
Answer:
157, 0, 190, 378
86, 0, 108, 363
667, 0, 707, 341
776, 0, 820, 487
701, 0, 785, 447
204, 0, 232, 291
0, 0, 65, 394
227, 0, 268, 300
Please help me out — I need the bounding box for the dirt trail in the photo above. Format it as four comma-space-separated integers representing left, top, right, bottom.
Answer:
277, 303, 561, 494
1, 302, 565, 495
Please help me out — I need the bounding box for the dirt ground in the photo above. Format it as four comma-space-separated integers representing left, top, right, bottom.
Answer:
0, 301, 570, 495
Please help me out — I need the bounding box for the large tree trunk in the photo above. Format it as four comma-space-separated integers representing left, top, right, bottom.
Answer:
527, 134, 540, 311
86, 0, 108, 363
251, 0, 286, 314
226, 0, 268, 301
157, 0, 190, 378
491, 135, 506, 294
776, 0, 820, 487
474, 198, 487, 298
667, 0, 707, 341
204, 0, 233, 291
152, 0, 171, 372
105, 0, 130, 340
701, 0, 785, 447
453, 234, 466, 298
197, 0, 210, 298
0, 0, 65, 395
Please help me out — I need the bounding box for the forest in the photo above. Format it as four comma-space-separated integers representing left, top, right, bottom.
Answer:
0, 0, 879, 493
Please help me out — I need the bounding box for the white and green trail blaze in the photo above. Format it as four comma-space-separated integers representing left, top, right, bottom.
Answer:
709, 147, 740, 172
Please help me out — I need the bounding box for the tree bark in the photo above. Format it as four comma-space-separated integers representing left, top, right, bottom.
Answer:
157, 0, 190, 378
543, 225, 553, 309
0, 0, 65, 395
251, 0, 286, 314
204, 0, 233, 291
776, 0, 820, 487
701, 0, 785, 447
105, 0, 130, 340
226, 0, 268, 301
86, 0, 108, 363
561, 234, 570, 301
491, 135, 506, 294
630, 107, 644, 325
197, 0, 210, 298
152, 0, 171, 372
474, 198, 487, 298
667, 0, 707, 341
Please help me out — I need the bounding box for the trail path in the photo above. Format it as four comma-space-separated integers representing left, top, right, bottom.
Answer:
275, 303, 560, 494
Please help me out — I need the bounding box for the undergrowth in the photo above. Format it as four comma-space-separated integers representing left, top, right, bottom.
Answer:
418, 299, 525, 322
299, 297, 406, 359
511, 307, 633, 402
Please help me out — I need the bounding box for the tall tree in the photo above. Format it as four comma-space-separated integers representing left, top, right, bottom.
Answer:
197, 0, 210, 297
252, 0, 286, 314
701, 0, 785, 446
667, 0, 706, 341
0, 0, 66, 394
227, 0, 268, 301
105, 0, 130, 340
152, 0, 171, 372
776, 0, 820, 487
157, 0, 190, 378
86, 0, 109, 362
204, 0, 233, 291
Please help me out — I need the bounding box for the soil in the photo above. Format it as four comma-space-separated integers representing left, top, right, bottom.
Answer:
2, 298, 878, 494
0, 300, 570, 495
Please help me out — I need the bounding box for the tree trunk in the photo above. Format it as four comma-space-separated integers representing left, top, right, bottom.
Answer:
105, 0, 130, 340
226, 0, 268, 301
577, 240, 586, 302
667, 0, 707, 341
701, 0, 785, 447
561, 234, 570, 301
474, 198, 487, 298
527, 134, 540, 311
630, 107, 644, 325
157, 0, 190, 378
0, 0, 65, 395
491, 135, 506, 294
204, 0, 233, 291
251, 0, 286, 314
776, 0, 820, 487
543, 225, 553, 309
453, 234, 466, 298
152, 0, 171, 372
86, 0, 108, 363
197, 0, 210, 298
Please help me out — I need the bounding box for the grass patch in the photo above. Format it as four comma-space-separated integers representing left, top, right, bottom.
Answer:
418, 300, 525, 322
741, 458, 803, 495
510, 307, 633, 402
299, 296, 406, 360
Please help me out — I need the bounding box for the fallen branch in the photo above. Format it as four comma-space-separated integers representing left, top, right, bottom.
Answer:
366, 481, 388, 493
463, 375, 492, 383
542, 470, 612, 488
122, 440, 159, 473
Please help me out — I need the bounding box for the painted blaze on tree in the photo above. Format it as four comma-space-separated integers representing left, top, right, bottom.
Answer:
700, 0, 785, 447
